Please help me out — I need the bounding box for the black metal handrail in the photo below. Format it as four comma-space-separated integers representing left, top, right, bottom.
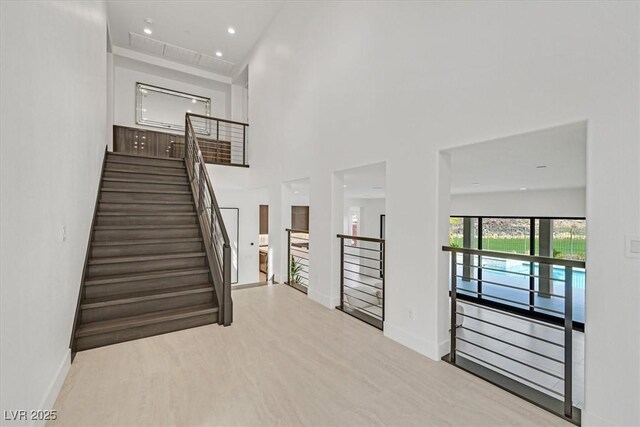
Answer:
443, 245, 583, 421
184, 114, 232, 325
442, 246, 585, 269
337, 234, 385, 330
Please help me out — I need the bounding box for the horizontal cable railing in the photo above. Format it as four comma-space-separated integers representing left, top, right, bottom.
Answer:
185, 114, 248, 167
184, 114, 232, 325
443, 246, 585, 421
338, 234, 385, 330
287, 228, 309, 294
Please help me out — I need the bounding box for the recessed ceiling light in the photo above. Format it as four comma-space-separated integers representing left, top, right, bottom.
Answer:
343, 185, 348, 188
227, 27, 236, 34
215, 51, 223, 57
536, 165, 547, 169
143, 28, 152, 35
191, 99, 197, 104
520, 187, 528, 191
294, 191, 300, 194
187, 109, 191, 113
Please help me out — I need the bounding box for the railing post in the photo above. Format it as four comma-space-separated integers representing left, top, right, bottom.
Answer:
185, 115, 189, 161
450, 250, 458, 363
381, 240, 385, 322
223, 244, 232, 326
199, 164, 204, 214
243, 125, 247, 166
216, 120, 219, 142
339, 236, 344, 311
564, 266, 573, 418
287, 229, 291, 286
210, 208, 214, 249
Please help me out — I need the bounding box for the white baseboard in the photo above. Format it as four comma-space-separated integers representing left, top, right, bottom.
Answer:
330, 295, 341, 308
438, 339, 450, 358
581, 409, 633, 427
34, 349, 70, 427
307, 289, 333, 309
383, 322, 440, 361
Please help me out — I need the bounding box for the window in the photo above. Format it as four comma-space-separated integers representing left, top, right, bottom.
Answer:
449, 216, 586, 328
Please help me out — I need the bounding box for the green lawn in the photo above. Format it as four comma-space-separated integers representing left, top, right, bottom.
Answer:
450, 236, 585, 260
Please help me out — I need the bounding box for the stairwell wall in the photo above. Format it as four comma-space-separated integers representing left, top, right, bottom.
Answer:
0, 2, 108, 425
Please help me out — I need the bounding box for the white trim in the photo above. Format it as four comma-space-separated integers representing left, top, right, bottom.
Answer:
438, 339, 450, 359
33, 349, 70, 426
581, 410, 618, 427
330, 295, 341, 309
384, 322, 440, 361
307, 288, 333, 309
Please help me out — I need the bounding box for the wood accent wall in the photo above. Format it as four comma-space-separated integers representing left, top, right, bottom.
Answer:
291, 206, 310, 231
113, 125, 231, 164
260, 205, 269, 235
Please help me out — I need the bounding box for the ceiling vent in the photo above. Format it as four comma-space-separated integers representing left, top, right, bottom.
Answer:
129, 32, 165, 55
128, 32, 236, 75
163, 43, 199, 65
198, 53, 235, 74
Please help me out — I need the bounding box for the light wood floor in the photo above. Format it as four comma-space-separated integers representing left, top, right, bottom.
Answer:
50, 285, 571, 426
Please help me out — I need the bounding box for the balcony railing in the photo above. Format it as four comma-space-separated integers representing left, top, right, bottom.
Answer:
185, 114, 248, 167
443, 245, 585, 423
337, 234, 385, 330
286, 228, 309, 294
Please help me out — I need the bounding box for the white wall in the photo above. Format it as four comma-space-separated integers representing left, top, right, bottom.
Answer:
0, 1, 108, 425
113, 55, 230, 134
207, 165, 267, 286
246, 2, 640, 425
344, 198, 386, 238
451, 188, 586, 218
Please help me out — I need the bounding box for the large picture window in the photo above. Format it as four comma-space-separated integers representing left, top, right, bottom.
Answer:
136, 83, 211, 133
449, 216, 586, 328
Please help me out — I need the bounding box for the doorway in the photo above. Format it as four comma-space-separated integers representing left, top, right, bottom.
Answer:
259, 205, 268, 282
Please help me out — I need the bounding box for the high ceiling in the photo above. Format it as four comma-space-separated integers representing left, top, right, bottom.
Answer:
448, 122, 586, 195
107, 1, 284, 77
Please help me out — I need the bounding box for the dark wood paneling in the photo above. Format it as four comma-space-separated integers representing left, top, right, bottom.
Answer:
259, 205, 269, 235
113, 125, 230, 164
291, 206, 309, 232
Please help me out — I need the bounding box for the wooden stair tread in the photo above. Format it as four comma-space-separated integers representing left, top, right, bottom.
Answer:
81, 284, 214, 309
76, 304, 218, 337
101, 188, 191, 195
94, 224, 198, 230
88, 252, 205, 265
92, 237, 202, 247
102, 178, 188, 186
84, 267, 210, 286
105, 168, 187, 177
99, 200, 193, 206
106, 160, 186, 170
96, 212, 196, 217
108, 152, 185, 162
107, 156, 185, 166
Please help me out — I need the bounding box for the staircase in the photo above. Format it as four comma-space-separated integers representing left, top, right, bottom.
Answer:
72, 152, 221, 352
